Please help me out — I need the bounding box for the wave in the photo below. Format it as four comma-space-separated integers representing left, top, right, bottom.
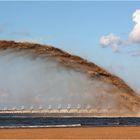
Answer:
0, 124, 81, 128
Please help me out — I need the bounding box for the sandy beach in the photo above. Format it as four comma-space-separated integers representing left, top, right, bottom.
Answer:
0, 126, 140, 139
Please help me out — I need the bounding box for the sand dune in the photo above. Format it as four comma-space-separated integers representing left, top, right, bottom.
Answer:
0, 40, 140, 116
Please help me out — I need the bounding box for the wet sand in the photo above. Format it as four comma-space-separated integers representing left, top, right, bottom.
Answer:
0, 126, 140, 139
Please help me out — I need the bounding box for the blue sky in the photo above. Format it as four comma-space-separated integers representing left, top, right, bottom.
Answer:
0, 1, 140, 92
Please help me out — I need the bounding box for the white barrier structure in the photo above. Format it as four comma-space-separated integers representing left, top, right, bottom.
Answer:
21, 106, 25, 113
48, 105, 52, 113
30, 105, 34, 113
67, 104, 71, 112
0, 105, 96, 113
77, 104, 81, 112
39, 105, 43, 113
86, 104, 91, 112
3, 107, 7, 111
0, 105, 131, 117
58, 104, 61, 112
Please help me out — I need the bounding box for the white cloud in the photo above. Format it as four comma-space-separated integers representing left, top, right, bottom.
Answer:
100, 9, 140, 52
129, 9, 140, 43
100, 34, 122, 52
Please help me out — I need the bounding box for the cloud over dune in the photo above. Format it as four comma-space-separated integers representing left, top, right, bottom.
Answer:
100, 9, 140, 52
100, 34, 122, 52
129, 9, 140, 43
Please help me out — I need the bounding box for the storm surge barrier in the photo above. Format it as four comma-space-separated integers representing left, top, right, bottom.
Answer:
0, 106, 136, 117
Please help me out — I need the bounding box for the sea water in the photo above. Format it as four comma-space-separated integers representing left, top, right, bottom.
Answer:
0, 116, 139, 128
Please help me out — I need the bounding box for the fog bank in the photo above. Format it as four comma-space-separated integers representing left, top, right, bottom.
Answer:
0, 49, 128, 110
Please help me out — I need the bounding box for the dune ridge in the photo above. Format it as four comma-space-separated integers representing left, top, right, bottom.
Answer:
0, 40, 139, 116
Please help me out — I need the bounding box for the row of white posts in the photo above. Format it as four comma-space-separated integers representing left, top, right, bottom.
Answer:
1, 104, 91, 112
